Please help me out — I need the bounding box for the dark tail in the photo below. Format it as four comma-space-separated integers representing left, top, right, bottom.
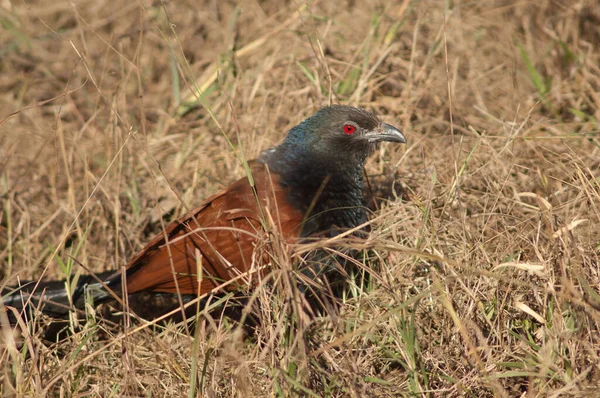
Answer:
2, 271, 119, 321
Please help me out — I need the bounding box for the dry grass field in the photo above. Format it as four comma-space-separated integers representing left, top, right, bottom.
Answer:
1, 0, 600, 396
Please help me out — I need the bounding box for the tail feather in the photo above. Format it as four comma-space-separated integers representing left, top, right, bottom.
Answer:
2, 271, 118, 321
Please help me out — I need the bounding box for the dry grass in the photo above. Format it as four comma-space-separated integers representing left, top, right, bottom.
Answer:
1, 0, 600, 396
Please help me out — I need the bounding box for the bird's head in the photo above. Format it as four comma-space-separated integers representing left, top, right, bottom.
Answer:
284, 105, 406, 168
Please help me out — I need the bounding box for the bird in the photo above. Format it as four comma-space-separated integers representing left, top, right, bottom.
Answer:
2, 105, 405, 321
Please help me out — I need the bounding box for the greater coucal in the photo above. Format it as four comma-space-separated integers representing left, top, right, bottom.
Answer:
2, 105, 405, 319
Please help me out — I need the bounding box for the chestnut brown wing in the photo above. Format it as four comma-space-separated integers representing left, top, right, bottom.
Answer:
120, 163, 304, 296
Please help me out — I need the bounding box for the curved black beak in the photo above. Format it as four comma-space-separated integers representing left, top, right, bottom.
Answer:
365, 123, 406, 144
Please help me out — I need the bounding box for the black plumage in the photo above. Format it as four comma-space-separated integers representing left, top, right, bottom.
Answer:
263, 105, 404, 237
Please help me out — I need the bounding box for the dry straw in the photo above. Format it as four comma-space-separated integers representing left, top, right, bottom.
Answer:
1, 0, 599, 396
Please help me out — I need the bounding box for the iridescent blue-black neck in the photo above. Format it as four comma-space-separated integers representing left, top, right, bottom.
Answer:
258, 107, 378, 237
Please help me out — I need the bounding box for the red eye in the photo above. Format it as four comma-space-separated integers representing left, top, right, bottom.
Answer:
343, 124, 356, 135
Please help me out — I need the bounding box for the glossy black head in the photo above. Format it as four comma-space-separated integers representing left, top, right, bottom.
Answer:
283, 105, 405, 167
261, 105, 406, 234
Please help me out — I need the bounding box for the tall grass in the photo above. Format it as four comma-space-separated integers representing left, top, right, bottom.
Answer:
1, 0, 599, 396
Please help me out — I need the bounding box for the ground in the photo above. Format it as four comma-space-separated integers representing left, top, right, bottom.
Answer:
1, 0, 599, 396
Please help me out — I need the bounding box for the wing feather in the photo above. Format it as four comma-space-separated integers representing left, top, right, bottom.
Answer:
121, 163, 304, 295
